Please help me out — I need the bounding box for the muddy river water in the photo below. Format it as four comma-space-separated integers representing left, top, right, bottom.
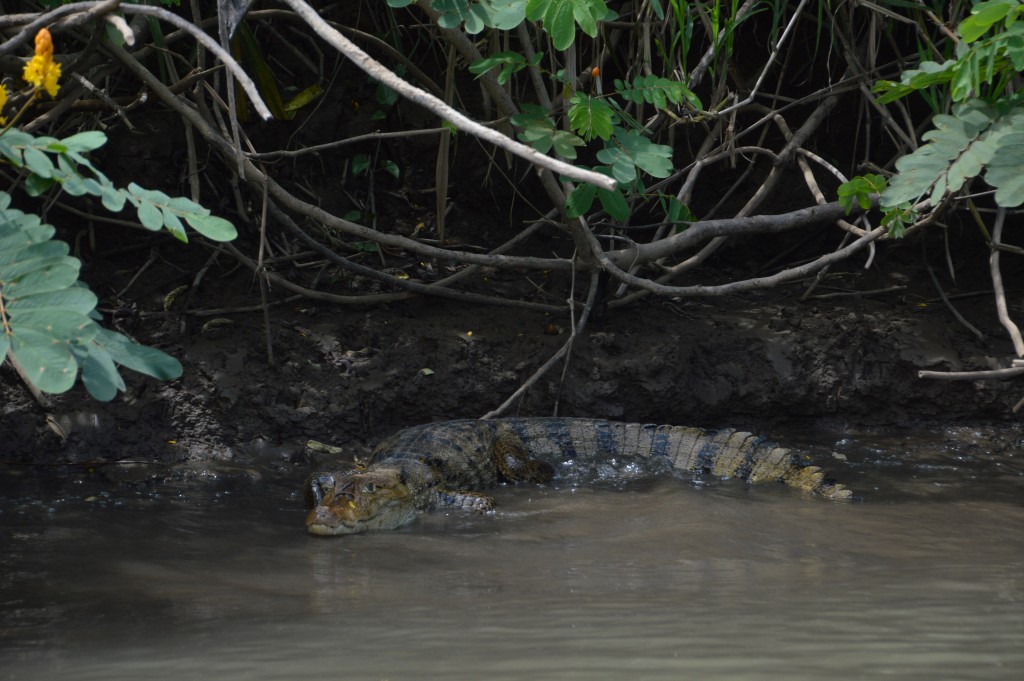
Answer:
2, 425, 1022, 680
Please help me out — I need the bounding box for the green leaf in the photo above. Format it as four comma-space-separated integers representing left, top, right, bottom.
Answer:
2, 255, 72, 282
595, 128, 673, 183
838, 174, 887, 214
8, 310, 97, 345
161, 209, 187, 241
881, 100, 1023, 207
59, 131, 108, 153
94, 327, 183, 381
432, 0, 524, 33
0, 220, 52, 252
527, 0, 609, 49
469, 51, 528, 85
571, 0, 607, 36
544, 0, 575, 49
881, 205, 914, 238
24, 174, 55, 197
486, 0, 529, 29
73, 343, 126, 402
1007, 27, 1024, 70
512, 104, 558, 153
552, 130, 586, 160
6, 287, 98, 315
101, 186, 127, 212
9, 328, 78, 394
597, 186, 630, 222
22, 147, 55, 178
959, 0, 1015, 43
352, 154, 370, 176
136, 199, 164, 231
564, 182, 596, 218
664, 196, 695, 230
0, 238, 68, 266
512, 104, 587, 159
985, 132, 1024, 207
0, 190, 185, 400
185, 214, 238, 241
381, 159, 401, 179
568, 93, 616, 141
3, 261, 80, 298
614, 75, 702, 110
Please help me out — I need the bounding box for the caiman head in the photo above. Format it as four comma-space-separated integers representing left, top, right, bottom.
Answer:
305, 468, 418, 536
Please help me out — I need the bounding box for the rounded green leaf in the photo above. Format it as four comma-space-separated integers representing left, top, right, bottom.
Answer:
60, 131, 108, 153
101, 186, 127, 212
10, 328, 78, 394
185, 214, 238, 242
565, 183, 597, 218
22, 147, 54, 178
162, 209, 188, 242
24, 174, 55, 197
137, 200, 163, 230
597, 187, 630, 222
78, 344, 126, 401
95, 327, 183, 380
547, 0, 576, 50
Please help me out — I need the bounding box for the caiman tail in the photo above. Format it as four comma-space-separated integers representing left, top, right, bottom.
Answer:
494, 418, 853, 500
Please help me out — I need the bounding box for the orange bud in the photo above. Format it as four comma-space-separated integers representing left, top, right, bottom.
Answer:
591, 66, 600, 78
35, 28, 53, 60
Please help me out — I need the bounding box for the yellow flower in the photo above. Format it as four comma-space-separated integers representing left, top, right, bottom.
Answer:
22, 28, 61, 98
0, 83, 7, 125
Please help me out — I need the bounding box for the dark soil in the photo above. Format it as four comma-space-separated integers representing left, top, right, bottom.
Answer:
1, 219, 1021, 467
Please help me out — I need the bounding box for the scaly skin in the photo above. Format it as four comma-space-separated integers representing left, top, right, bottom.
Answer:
305, 418, 852, 536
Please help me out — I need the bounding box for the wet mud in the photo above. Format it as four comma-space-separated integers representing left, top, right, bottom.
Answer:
6, 93, 1023, 468
1, 227, 1022, 468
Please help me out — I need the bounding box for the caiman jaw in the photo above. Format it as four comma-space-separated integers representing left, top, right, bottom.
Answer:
305, 468, 417, 535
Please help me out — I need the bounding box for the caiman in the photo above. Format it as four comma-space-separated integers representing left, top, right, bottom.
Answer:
305, 418, 853, 536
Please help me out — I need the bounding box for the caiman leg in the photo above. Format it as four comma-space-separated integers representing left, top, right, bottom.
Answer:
493, 427, 555, 483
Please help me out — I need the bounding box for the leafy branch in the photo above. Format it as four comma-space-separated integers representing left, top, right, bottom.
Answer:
0, 127, 237, 400
842, 3, 1024, 236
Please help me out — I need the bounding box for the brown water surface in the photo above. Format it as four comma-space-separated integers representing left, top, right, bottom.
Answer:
1, 427, 1022, 680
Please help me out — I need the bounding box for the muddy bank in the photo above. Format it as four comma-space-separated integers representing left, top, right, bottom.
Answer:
1, 232, 1020, 466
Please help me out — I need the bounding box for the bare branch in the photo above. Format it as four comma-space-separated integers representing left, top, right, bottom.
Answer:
919, 367, 1024, 380
605, 201, 863, 267
600, 224, 887, 298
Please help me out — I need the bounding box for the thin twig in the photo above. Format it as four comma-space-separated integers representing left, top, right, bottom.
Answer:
481, 272, 601, 419
926, 259, 983, 341
714, 0, 811, 118
989, 208, 1024, 356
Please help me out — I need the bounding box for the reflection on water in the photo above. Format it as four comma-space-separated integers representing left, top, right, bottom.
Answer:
1, 428, 1022, 680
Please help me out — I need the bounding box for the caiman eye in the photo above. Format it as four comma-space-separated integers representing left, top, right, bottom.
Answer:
361, 482, 376, 494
